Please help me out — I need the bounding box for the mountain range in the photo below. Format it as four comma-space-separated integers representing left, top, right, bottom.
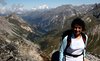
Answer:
0, 3, 100, 61
21, 4, 94, 33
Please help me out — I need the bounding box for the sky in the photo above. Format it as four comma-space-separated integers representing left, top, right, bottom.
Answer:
0, 0, 100, 10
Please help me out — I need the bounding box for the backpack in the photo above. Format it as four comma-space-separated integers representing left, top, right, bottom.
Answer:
51, 51, 59, 61
51, 30, 86, 61
62, 29, 86, 55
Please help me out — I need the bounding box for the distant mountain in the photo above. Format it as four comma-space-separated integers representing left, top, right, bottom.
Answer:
21, 4, 94, 34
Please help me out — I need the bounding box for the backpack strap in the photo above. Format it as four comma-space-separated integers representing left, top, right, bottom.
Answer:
81, 33, 86, 44
66, 34, 71, 49
63, 33, 86, 56
63, 34, 71, 55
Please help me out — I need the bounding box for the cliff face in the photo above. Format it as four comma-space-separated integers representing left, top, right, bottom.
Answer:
83, 4, 100, 56
0, 14, 43, 61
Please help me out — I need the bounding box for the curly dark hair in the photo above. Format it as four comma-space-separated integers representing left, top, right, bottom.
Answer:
71, 17, 86, 31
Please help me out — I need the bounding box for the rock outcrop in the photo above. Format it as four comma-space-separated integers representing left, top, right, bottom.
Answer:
0, 14, 43, 61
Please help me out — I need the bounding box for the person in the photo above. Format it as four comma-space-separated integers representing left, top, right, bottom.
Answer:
59, 17, 88, 61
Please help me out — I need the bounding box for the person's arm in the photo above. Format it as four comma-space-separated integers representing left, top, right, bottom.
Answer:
59, 36, 67, 61
84, 35, 88, 58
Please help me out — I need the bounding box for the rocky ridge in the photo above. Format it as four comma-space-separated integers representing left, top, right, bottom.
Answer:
86, 53, 100, 61
0, 14, 43, 61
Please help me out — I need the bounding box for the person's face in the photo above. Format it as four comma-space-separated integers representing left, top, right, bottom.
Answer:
73, 24, 82, 36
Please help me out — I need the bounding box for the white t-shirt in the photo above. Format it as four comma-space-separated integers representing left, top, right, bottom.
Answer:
64, 36, 85, 61
66, 36, 85, 55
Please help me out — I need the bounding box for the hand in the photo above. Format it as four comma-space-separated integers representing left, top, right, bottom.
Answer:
84, 58, 90, 61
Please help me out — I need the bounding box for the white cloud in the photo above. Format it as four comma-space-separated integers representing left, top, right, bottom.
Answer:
38, 4, 49, 9
10, 4, 25, 14
0, 7, 6, 14
31, 7, 37, 11
0, 3, 49, 14
0, 7, 15, 14
11, 4, 24, 11
31, 4, 49, 11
